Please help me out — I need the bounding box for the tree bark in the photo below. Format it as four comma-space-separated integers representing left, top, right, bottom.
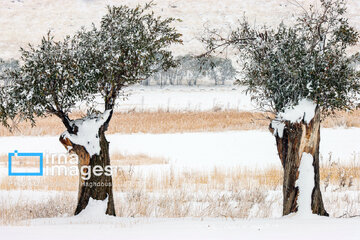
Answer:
270, 106, 328, 216
59, 123, 116, 216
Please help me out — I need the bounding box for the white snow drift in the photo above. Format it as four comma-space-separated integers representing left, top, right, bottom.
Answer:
295, 152, 315, 218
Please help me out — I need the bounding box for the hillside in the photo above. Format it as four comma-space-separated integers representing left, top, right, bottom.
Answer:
1, 0, 360, 60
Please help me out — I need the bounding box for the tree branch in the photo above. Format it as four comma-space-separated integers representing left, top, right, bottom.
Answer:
197, 37, 255, 58
48, 106, 73, 133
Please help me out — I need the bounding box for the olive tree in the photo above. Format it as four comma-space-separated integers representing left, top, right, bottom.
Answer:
0, 3, 182, 216
202, 0, 359, 216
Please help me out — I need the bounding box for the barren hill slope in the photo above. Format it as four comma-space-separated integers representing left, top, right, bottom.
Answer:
1, 0, 359, 60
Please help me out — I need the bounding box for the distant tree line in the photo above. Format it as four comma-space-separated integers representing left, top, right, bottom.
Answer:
142, 55, 236, 86
1, 55, 236, 87
0, 59, 18, 86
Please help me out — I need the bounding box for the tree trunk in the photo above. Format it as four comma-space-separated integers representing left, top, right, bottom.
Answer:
270, 106, 328, 216
60, 128, 116, 216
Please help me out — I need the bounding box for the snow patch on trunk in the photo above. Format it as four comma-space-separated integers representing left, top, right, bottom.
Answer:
271, 120, 285, 138
295, 152, 315, 217
61, 110, 111, 157
271, 99, 316, 138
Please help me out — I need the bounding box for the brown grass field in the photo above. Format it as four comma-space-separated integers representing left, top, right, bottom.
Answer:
0, 154, 359, 223
0, 152, 358, 192
1, 110, 360, 223
0, 110, 360, 136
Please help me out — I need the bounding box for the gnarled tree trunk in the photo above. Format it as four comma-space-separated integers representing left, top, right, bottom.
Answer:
59, 116, 115, 216
270, 106, 328, 216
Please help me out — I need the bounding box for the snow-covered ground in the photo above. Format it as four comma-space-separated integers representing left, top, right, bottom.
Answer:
0, 128, 359, 171
85, 86, 256, 112
1, 125, 359, 238
2, 0, 360, 237
1, 216, 360, 240
80, 85, 360, 113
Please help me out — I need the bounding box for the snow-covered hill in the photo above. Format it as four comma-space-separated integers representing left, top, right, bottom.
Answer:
1, 0, 360, 60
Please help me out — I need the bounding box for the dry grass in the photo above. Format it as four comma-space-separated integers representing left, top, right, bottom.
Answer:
322, 110, 360, 128
1, 154, 359, 192
1, 151, 359, 223
2, 185, 359, 224
0, 111, 272, 136
0, 193, 77, 225
0, 152, 168, 192
1, 134, 358, 223
1, 162, 359, 224
1, 109, 360, 136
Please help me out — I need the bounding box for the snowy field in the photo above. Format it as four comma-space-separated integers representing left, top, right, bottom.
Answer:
1, 127, 360, 238
1, 1, 360, 237
1, 217, 360, 240
85, 86, 256, 112
0, 86, 360, 238
1, 124, 360, 237
0, 128, 360, 171
0, 184, 359, 240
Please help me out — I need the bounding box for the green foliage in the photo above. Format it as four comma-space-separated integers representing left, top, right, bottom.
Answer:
77, 3, 182, 109
0, 3, 182, 129
203, 0, 360, 113
0, 33, 93, 127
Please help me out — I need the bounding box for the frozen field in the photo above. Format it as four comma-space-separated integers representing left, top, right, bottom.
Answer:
85, 86, 256, 112
1, 0, 360, 238
1, 216, 360, 240
1, 128, 360, 238
1, 87, 359, 238
1, 128, 360, 171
